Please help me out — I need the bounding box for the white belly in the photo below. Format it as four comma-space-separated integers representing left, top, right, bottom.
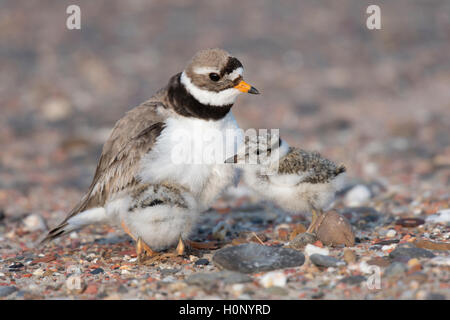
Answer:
138, 112, 242, 197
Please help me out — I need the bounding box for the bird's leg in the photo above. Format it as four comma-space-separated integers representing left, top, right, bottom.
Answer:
136, 237, 157, 263
306, 209, 318, 233
121, 220, 156, 262
175, 236, 185, 256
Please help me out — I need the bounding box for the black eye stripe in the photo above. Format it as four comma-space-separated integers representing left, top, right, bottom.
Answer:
221, 57, 243, 76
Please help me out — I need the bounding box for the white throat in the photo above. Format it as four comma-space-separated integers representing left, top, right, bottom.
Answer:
180, 72, 241, 107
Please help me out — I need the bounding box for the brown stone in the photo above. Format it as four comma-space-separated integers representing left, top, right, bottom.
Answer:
315, 211, 355, 247
414, 239, 450, 251
289, 224, 307, 240
343, 249, 357, 264
367, 257, 391, 267
395, 218, 425, 228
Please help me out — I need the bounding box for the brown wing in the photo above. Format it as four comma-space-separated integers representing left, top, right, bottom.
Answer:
279, 148, 346, 184
42, 100, 167, 242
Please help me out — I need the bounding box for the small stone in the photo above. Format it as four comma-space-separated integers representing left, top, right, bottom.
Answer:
185, 271, 252, 288
367, 257, 390, 267
264, 286, 289, 296
384, 262, 407, 277
414, 239, 450, 251
426, 293, 446, 300
90, 268, 104, 275
407, 258, 420, 267
304, 244, 329, 257
0, 286, 17, 297
23, 214, 46, 232
84, 284, 98, 295
8, 262, 24, 271
389, 244, 436, 260
315, 211, 355, 247
259, 271, 287, 288
310, 254, 345, 268
194, 258, 209, 266
340, 275, 366, 285
288, 232, 316, 249
395, 218, 425, 228
343, 249, 357, 264
289, 224, 307, 240
33, 268, 45, 276
405, 272, 428, 284
41, 97, 72, 122
426, 209, 450, 224
212, 243, 305, 274
344, 185, 371, 207
429, 256, 450, 266
386, 229, 397, 238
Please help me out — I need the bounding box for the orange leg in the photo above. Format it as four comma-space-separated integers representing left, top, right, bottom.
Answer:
121, 220, 156, 262
176, 237, 185, 256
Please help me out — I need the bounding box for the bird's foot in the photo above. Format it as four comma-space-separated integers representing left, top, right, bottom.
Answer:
306, 209, 324, 234
136, 237, 157, 263
176, 237, 185, 256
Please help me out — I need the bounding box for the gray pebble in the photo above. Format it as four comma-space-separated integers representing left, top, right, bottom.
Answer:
340, 275, 367, 285
310, 254, 345, 268
384, 262, 408, 277
0, 286, 17, 297
213, 243, 305, 273
389, 244, 435, 260
185, 271, 252, 288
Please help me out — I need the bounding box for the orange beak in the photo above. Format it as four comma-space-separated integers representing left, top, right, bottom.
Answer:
234, 80, 260, 94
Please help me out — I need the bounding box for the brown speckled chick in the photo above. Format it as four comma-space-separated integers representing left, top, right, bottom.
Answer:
227, 134, 346, 233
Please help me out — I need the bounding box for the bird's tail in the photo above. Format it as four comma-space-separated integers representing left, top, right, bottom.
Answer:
39, 221, 77, 246
40, 207, 107, 246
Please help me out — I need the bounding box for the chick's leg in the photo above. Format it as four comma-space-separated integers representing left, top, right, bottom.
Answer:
121, 220, 156, 262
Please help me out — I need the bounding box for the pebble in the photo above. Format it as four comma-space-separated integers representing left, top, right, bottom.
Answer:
384, 262, 408, 277
414, 239, 450, 251
0, 286, 17, 297
212, 243, 305, 274
344, 185, 371, 207
288, 232, 316, 249
310, 254, 346, 268
304, 244, 330, 257
194, 258, 210, 266
315, 211, 355, 247
343, 249, 357, 264
386, 229, 397, 238
185, 271, 252, 288
23, 214, 46, 232
33, 268, 45, 276
90, 268, 104, 275
389, 244, 436, 260
8, 262, 24, 271
426, 209, 450, 224
428, 256, 450, 267
395, 218, 425, 228
259, 271, 287, 288
340, 275, 366, 285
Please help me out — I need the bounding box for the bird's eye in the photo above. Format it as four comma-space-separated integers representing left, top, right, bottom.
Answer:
209, 73, 220, 82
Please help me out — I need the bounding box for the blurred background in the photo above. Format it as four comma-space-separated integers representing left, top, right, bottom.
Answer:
0, 0, 449, 223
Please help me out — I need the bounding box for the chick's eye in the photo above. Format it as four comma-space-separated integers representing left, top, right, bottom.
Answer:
209, 73, 220, 82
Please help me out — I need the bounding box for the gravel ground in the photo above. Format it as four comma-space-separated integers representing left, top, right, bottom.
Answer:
0, 0, 449, 300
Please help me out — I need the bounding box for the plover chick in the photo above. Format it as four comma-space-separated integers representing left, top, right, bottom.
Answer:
42, 48, 259, 261
227, 134, 346, 233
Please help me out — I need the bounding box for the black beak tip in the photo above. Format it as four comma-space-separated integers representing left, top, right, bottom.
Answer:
248, 86, 260, 94
224, 154, 238, 164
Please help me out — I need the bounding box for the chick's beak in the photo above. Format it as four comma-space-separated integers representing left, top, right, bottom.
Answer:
224, 154, 238, 164
234, 80, 260, 94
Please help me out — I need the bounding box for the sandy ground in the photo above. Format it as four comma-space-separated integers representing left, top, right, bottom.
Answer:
0, 0, 449, 299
